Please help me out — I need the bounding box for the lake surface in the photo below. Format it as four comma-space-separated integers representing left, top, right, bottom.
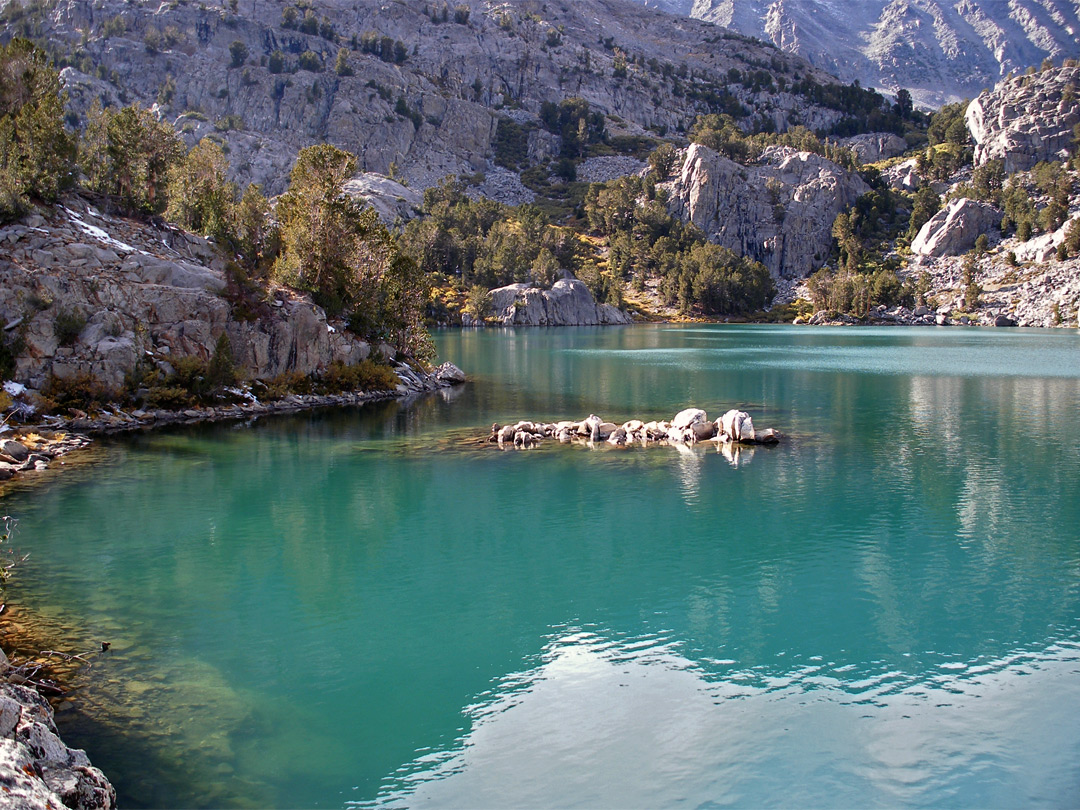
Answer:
3, 324, 1080, 808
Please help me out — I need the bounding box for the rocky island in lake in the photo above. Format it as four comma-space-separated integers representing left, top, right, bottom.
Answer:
488, 408, 780, 449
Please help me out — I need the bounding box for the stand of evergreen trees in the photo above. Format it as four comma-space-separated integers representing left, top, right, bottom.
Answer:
0, 38, 431, 362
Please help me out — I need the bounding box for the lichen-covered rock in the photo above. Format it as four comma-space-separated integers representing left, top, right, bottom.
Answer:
664, 144, 869, 279
967, 65, 1080, 173
911, 198, 1003, 257
0, 684, 116, 810
489, 279, 632, 326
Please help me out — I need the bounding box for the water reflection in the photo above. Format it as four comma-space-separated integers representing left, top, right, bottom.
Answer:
2, 324, 1078, 807
367, 630, 1080, 809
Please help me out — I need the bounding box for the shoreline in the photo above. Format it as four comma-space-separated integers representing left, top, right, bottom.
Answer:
1, 360, 466, 487
0, 363, 466, 807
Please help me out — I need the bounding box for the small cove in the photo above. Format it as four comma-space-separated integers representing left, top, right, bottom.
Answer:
1, 324, 1079, 808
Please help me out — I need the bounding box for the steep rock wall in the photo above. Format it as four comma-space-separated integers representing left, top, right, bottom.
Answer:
663, 144, 869, 279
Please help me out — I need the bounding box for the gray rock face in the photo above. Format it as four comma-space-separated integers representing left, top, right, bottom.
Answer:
489, 279, 632, 326
967, 65, 1080, 173
37, 0, 841, 198
664, 143, 869, 279
911, 198, 1003, 257
0, 199, 374, 390
882, 157, 920, 191
842, 133, 908, 164
0, 684, 116, 810
654, 0, 1080, 108
342, 174, 423, 225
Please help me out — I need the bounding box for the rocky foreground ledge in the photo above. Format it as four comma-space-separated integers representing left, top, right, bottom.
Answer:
488, 408, 781, 449
0, 681, 115, 809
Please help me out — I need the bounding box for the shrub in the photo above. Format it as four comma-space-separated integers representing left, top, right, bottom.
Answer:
228, 40, 248, 68
207, 333, 237, 388
53, 309, 85, 346
320, 359, 399, 393
297, 50, 322, 72
41, 372, 110, 413
264, 369, 312, 398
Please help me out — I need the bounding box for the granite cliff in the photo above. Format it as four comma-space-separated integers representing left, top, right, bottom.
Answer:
662, 143, 870, 279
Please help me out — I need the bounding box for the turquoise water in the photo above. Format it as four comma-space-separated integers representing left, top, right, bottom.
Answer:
3, 324, 1080, 808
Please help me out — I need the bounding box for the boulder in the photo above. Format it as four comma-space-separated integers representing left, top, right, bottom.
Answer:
690, 420, 717, 441
671, 408, 707, 429
488, 279, 632, 326
994, 314, 1017, 327
842, 133, 908, 164
433, 362, 466, 384
666, 426, 689, 444
342, 174, 423, 225
0, 684, 115, 810
911, 198, 1002, 257
721, 409, 756, 443
0, 440, 29, 462
883, 158, 919, 191
756, 428, 782, 444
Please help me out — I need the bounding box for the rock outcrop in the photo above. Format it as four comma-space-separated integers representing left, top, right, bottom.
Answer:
967, 64, 1080, 173
0, 682, 115, 810
842, 133, 908, 164
911, 198, 1003, 257
341, 174, 423, 225
0, 198, 377, 391
485, 279, 633, 326
664, 143, 869, 279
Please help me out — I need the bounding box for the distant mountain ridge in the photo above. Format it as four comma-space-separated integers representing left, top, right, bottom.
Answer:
631, 0, 1080, 107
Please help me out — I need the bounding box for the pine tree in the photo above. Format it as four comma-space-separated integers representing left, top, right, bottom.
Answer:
165, 137, 237, 240
0, 38, 76, 222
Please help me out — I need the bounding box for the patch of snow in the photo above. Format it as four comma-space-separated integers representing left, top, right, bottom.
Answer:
63, 207, 138, 253
225, 386, 258, 403
2, 382, 26, 397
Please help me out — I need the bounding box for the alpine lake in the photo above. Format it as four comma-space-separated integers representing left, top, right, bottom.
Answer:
2, 324, 1079, 808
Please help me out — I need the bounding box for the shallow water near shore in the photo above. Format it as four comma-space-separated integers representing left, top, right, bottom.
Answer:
2, 324, 1080, 808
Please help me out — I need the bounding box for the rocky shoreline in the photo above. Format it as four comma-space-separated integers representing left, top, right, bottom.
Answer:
1, 361, 466, 486
0, 680, 115, 810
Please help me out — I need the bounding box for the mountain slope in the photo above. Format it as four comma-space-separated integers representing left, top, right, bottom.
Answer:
638, 0, 1080, 107
3, 0, 869, 195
